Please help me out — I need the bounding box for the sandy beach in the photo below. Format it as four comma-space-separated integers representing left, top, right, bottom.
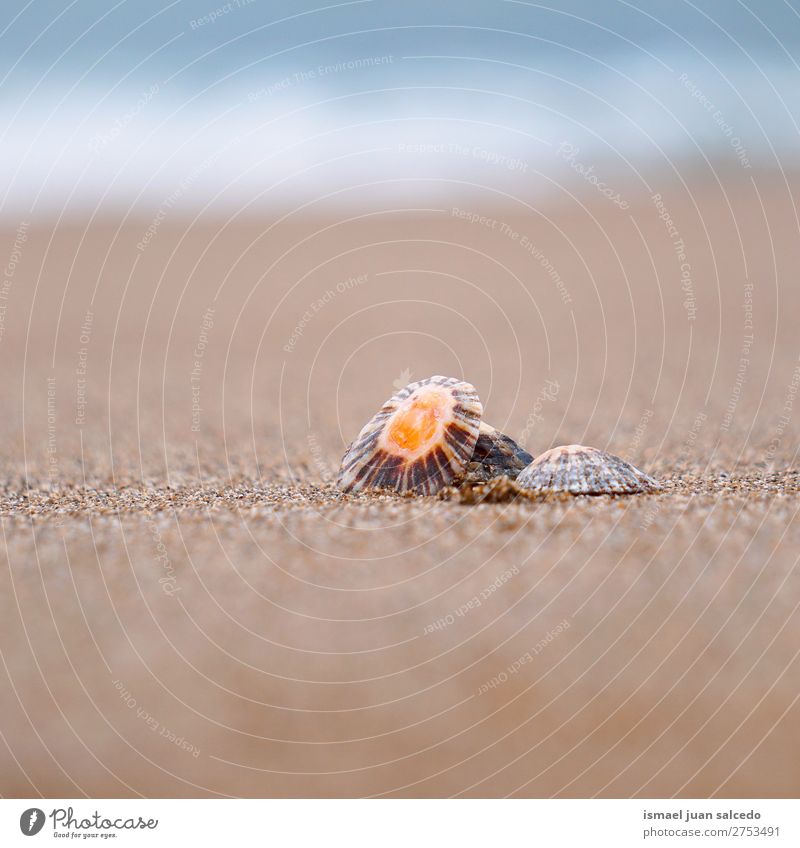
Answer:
1, 168, 799, 797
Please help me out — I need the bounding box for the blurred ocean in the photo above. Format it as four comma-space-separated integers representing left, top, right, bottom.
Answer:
1, 0, 799, 218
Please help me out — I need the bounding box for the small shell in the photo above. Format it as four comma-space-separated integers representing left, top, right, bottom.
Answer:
516, 444, 661, 495
460, 422, 534, 483
338, 375, 483, 494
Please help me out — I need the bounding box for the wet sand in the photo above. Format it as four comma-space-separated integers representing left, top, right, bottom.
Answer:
1, 169, 800, 797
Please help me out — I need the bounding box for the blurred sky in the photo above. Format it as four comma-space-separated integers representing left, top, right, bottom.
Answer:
1, 0, 799, 216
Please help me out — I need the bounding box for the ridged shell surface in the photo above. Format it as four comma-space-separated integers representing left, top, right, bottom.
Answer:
337, 376, 483, 494
516, 444, 660, 495
461, 422, 534, 483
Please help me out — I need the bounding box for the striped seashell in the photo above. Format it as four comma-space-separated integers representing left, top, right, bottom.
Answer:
338, 375, 483, 494
460, 422, 534, 483
516, 444, 661, 495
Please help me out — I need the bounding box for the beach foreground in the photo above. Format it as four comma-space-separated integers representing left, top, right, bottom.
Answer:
1, 172, 799, 797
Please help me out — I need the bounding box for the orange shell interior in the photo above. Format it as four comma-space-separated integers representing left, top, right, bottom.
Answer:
386, 389, 448, 453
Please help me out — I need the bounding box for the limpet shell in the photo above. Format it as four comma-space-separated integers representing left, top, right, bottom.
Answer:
460, 422, 533, 483
516, 444, 661, 495
337, 375, 483, 494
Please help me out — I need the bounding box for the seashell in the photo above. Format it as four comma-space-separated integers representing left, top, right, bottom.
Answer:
516, 444, 661, 495
337, 375, 483, 494
460, 422, 533, 483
